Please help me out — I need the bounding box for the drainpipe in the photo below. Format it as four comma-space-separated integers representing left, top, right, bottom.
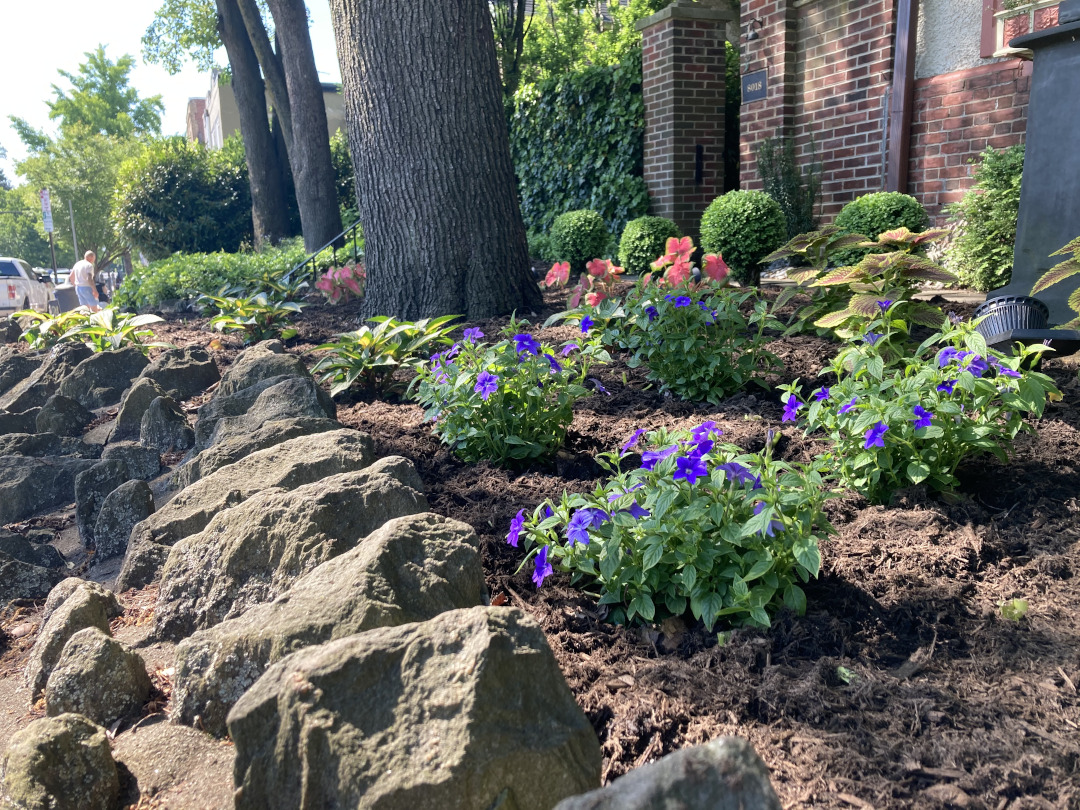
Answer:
886, 0, 919, 191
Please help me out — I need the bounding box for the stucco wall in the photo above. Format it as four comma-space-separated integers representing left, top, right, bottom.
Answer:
915, 0, 996, 78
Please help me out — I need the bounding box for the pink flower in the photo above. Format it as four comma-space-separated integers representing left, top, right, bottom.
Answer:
585, 291, 606, 307
666, 257, 692, 286
667, 236, 694, 261
702, 253, 729, 282
586, 258, 609, 277
543, 262, 570, 288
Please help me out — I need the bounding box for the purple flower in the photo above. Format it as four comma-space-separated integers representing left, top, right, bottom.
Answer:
876, 300, 893, 312
782, 394, 802, 423
589, 377, 609, 395
937, 379, 956, 395
753, 502, 784, 537
673, 296, 692, 308
474, 371, 499, 400
863, 332, 883, 346
937, 347, 960, 368
581, 315, 595, 333
514, 333, 540, 357
674, 454, 708, 485
566, 508, 606, 547
625, 501, 651, 520
532, 545, 553, 588
445, 343, 461, 360
640, 445, 677, 471
607, 484, 644, 502
561, 343, 579, 356
991, 358, 1021, 379
839, 397, 858, 415
545, 353, 563, 373
645, 305, 659, 322
912, 405, 933, 429
719, 461, 758, 488
621, 429, 647, 455
691, 421, 720, 441
506, 509, 525, 547
690, 439, 714, 458
864, 421, 888, 449
543, 505, 554, 519
964, 355, 989, 377
813, 387, 830, 402
463, 327, 484, 342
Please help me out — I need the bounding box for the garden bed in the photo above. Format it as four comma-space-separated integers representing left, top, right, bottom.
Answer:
117, 288, 1080, 806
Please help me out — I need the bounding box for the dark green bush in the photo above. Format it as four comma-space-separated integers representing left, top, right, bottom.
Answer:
550, 210, 609, 274
944, 145, 1024, 291
833, 192, 929, 264
700, 191, 787, 285
618, 216, 680, 276
113, 135, 252, 259
510, 52, 647, 236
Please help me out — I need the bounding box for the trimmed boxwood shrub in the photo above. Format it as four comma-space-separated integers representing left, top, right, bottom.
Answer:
618, 216, 680, 276
833, 192, 929, 264
550, 210, 609, 274
700, 190, 787, 285
944, 145, 1024, 291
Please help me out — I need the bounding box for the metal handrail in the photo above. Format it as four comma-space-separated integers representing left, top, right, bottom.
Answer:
284, 219, 363, 284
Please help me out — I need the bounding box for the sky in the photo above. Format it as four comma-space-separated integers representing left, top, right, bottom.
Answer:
0, 0, 342, 183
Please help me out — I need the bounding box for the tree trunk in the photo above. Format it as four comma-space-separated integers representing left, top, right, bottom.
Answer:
235, 0, 293, 148
266, 0, 343, 252
329, 0, 542, 320
215, 0, 289, 247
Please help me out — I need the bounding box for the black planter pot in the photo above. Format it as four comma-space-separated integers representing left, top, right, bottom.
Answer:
973, 295, 1050, 339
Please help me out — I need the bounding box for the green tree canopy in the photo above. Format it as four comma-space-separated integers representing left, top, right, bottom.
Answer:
143, 0, 222, 73
0, 184, 74, 267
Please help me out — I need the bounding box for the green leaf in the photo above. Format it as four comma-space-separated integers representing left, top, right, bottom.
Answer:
792, 537, 821, 577
906, 460, 930, 483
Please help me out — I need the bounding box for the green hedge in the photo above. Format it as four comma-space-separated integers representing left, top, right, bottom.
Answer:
510, 51, 647, 237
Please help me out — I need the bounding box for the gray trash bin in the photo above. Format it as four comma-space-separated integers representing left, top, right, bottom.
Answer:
53, 284, 80, 313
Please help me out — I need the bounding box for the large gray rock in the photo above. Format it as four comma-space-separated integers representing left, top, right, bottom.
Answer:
553, 738, 783, 810
115, 429, 376, 591
0, 456, 96, 524
25, 583, 115, 698
0, 348, 40, 398
0, 408, 39, 435
41, 578, 123, 626
74, 460, 130, 549
45, 627, 152, 726
172, 513, 485, 736
0, 432, 99, 458
57, 345, 149, 409
34, 394, 94, 437
229, 606, 601, 810
94, 479, 155, 561
0, 714, 119, 810
0, 531, 64, 570
140, 395, 194, 453
0, 553, 63, 605
0, 344, 91, 413
192, 375, 330, 451
174, 416, 340, 489
109, 377, 167, 444
154, 457, 427, 640
101, 441, 160, 480
137, 346, 219, 401
216, 340, 306, 397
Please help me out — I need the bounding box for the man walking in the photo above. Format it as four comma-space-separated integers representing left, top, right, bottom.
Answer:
71, 251, 100, 312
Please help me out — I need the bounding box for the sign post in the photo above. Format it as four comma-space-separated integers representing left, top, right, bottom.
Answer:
39, 189, 57, 283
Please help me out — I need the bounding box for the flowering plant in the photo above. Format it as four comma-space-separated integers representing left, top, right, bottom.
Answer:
542, 257, 626, 308
410, 317, 610, 464
507, 424, 833, 629
780, 319, 1060, 503
314, 263, 366, 304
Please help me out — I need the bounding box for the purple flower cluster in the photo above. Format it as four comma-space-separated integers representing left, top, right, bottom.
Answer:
463, 327, 484, 343
782, 394, 802, 423
514, 333, 540, 357
937, 347, 1017, 380
474, 371, 499, 401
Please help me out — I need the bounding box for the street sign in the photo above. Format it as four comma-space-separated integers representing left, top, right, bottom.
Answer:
39, 189, 53, 233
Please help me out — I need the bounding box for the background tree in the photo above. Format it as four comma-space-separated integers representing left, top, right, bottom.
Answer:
330, 0, 541, 320
0, 185, 74, 267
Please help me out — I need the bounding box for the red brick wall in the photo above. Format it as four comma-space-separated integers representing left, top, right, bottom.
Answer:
641, 11, 730, 239
908, 60, 1029, 221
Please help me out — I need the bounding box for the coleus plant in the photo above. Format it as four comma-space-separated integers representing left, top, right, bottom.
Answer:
767, 226, 956, 342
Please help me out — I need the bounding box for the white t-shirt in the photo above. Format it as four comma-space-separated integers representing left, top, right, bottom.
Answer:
71, 259, 95, 287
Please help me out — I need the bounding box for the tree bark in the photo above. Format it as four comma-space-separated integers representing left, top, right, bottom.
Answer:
265, 0, 343, 252
235, 0, 293, 148
330, 0, 542, 320
215, 0, 289, 247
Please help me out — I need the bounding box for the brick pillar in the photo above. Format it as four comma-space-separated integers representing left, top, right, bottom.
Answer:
638, 1, 736, 240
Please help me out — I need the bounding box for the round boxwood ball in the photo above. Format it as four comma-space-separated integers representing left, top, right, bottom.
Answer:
833, 191, 929, 264
618, 216, 681, 277
550, 209, 610, 275
700, 190, 787, 285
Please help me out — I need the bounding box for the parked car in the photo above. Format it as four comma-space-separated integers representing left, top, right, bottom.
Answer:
0, 257, 51, 316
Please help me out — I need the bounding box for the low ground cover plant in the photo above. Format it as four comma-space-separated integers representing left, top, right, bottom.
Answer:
311, 315, 457, 398
13, 307, 165, 353
411, 318, 610, 465
199, 290, 305, 344
507, 424, 833, 630
781, 318, 1059, 503
315, 263, 367, 304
